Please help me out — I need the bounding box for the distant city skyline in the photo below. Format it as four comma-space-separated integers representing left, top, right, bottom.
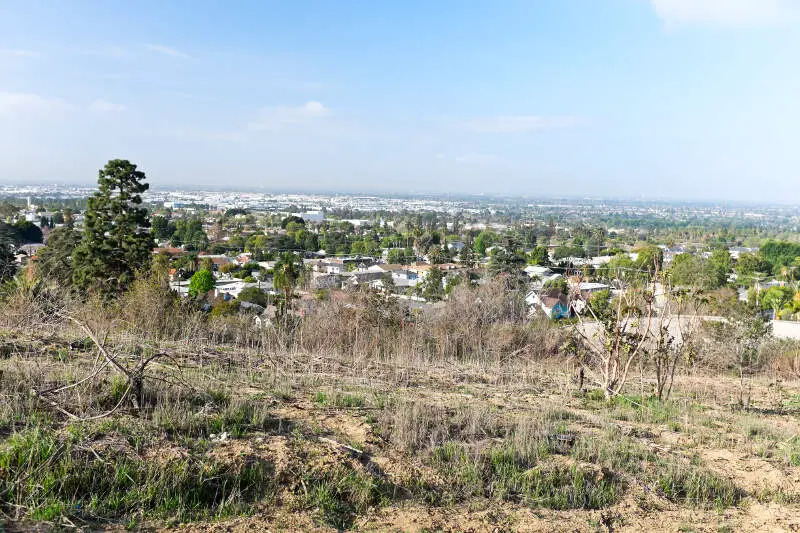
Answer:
2, 1, 800, 202
5, 182, 800, 210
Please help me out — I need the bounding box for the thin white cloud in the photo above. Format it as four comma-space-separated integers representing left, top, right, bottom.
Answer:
142, 43, 191, 59
650, 0, 796, 27
465, 115, 576, 134
76, 45, 128, 58
248, 101, 331, 132
0, 92, 68, 116
88, 99, 126, 113
0, 49, 38, 58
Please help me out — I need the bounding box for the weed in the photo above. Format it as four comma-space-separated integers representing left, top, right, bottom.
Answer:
313, 391, 329, 406
656, 463, 742, 509
778, 436, 800, 467
428, 441, 620, 510
152, 397, 279, 438
570, 429, 742, 508
299, 463, 395, 529
313, 390, 366, 408
0, 427, 276, 522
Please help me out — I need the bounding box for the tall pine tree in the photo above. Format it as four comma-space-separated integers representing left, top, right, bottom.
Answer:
73, 159, 154, 296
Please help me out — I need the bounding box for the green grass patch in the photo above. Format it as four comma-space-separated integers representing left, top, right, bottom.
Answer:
298, 463, 396, 530
656, 463, 741, 510
570, 429, 742, 509
313, 390, 366, 408
152, 398, 280, 439
0, 427, 276, 523
428, 442, 620, 510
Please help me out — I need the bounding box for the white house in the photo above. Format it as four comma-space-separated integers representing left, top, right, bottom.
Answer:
524, 265, 552, 278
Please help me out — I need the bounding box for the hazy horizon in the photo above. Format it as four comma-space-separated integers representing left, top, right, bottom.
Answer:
3, 0, 800, 203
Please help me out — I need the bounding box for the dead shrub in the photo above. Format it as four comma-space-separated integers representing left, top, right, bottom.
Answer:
761, 339, 800, 378
378, 400, 503, 453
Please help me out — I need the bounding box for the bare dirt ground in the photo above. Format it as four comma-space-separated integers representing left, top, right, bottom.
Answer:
158, 363, 800, 533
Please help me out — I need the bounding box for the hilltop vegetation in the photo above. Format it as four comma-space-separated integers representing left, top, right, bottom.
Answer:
1, 161, 800, 531
2, 272, 800, 531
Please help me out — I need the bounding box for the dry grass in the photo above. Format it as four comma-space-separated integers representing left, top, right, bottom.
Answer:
1, 282, 800, 531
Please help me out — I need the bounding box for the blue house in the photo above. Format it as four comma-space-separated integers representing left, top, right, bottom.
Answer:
526, 290, 571, 320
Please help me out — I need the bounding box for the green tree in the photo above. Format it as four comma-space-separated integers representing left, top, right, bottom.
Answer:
0, 201, 19, 219
303, 231, 319, 251
634, 245, 663, 274
36, 226, 81, 287
733, 252, 768, 286
280, 215, 305, 229
760, 240, 800, 274
211, 299, 240, 317
553, 245, 585, 260
350, 241, 365, 255
459, 241, 477, 269
473, 230, 496, 256
188, 269, 215, 297
421, 266, 445, 301
72, 159, 155, 296
0, 232, 15, 280
387, 248, 410, 265
428, 246, 445, 264
602, 253, 635, 281
171, 218, 208, 251
543, 277, 568, 296
587, 289, 612, 320
238, 286, 268, 307
528, 245, 550, 266
708, 248, 732, 287
669, 254, 716, 290
13, 220, 43, 244
761, 285, 794, 319
151, 215, 171, 240
274, 252, 303, 311
444, 272, 463, 295
285, 220, 304, 235
489, 247, 527, 288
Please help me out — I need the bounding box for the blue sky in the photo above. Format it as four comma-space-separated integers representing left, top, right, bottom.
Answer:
1, 0, 800, 202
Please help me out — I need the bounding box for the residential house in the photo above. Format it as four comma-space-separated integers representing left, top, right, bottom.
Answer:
526, 289, 571, 320
341, 270, 385, 289
575, 282, 610, 297
18, 243, 45, 256
524, 265, 552, 279
729, 247, 759, 260
374, 264, 422, 287
589, 256, 614, 268
197, 253, 234, 271
152, 246, 187, 257
312, 274, 341, 290
235, 252, 253, 265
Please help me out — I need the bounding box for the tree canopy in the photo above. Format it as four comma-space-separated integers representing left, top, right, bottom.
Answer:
36, 227, 81, 286
188, 269, 215, 297
72, 159, 155, 297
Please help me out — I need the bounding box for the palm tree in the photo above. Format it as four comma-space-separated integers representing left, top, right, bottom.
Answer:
186, 252, 199, 273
